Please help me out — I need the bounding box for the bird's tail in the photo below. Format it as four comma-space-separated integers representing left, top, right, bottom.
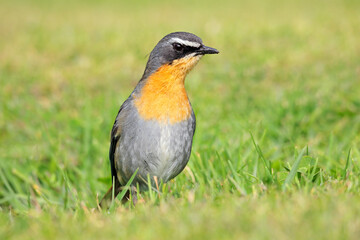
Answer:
99, 179, 130, 209
99, 178, 122, 209
98, 186, 118, 209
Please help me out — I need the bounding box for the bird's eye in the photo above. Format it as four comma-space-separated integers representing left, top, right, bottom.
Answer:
172, 43, 183, 51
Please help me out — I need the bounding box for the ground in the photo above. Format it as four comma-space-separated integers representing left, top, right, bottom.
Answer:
1, 0, 360, 239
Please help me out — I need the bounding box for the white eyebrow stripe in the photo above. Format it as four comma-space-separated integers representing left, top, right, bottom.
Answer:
169, 37, 201, 48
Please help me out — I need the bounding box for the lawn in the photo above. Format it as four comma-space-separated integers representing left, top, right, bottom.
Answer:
1, 0, 360, 239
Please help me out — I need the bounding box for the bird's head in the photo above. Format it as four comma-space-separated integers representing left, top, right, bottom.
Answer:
142, 32, 219, 79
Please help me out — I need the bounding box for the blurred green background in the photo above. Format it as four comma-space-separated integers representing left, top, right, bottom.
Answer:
1, 0, 360, 239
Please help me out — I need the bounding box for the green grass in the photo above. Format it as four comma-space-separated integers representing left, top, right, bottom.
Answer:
1, 0, 360, 239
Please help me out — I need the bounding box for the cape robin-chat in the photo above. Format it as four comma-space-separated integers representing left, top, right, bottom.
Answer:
100, 32, 218, 207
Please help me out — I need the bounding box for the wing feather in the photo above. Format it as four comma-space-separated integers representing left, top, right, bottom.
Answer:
109, 98, 131, 185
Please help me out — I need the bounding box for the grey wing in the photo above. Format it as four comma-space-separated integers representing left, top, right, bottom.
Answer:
109, 98, 131, 184
109, 125, 120, 184
191, 110, 196, 136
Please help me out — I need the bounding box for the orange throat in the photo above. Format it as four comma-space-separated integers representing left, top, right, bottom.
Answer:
134, 55, 201, 124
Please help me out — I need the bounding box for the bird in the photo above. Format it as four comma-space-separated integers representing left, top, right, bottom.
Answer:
99, 32, 218, 208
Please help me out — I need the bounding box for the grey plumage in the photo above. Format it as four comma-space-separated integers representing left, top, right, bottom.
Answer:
101, 32, 218, 207
112, 97, 195, 189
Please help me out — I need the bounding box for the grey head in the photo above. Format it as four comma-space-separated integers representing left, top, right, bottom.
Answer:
141, 32, 219, 79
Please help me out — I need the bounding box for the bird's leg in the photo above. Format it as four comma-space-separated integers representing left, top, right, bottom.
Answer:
130, 185, 138, 206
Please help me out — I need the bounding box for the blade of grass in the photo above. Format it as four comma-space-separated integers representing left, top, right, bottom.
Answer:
282, 147, 307, 191
147, 174, 155, 202
118, 169, 139, 201
343, 148, 351, 180
249, 131, 273, 178
227, 160, 247, 195
109, 168, 138, 211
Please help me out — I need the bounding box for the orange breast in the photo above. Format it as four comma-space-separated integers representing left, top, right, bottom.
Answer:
134, 56, 201, 124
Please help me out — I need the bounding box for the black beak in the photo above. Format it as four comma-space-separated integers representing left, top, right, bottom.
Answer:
196, 45, 219, 55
